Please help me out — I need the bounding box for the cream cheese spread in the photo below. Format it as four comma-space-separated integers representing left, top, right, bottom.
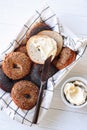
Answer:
64, 81, 87, 105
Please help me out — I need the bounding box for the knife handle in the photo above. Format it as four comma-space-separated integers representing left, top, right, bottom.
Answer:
33, 82, 45, 124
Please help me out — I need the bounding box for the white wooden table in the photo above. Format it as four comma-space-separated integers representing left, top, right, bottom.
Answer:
0, 0, 87, 130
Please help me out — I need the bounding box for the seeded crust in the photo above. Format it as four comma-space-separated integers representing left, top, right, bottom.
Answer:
15, 45, 28, 56
53, 47, 76, 70
38, 30, 63, 56
2, 52, 32, 80
11, 80, 39, 110
26, 22, 51, 41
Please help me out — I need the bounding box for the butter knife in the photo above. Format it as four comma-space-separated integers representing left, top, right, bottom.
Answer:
32, 56, 52, 124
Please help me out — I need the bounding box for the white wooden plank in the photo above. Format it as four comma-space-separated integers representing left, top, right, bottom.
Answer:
59, 15, 87, 36
0, 0, 42, 25
48, 0, 87, 16
0, 24, 22, 54
39, 108, 87, 130
0, 0, 87, 27
50, 87, 87, 114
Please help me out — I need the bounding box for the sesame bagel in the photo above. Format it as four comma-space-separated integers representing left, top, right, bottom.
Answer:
53, 47, 76, 70
11, 80, 39, 110
15, 45, 28, 56
2, 52, 31, 80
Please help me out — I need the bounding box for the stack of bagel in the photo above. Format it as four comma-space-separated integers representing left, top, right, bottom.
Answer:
0, 21, 76, 110
26, 21, 76, 69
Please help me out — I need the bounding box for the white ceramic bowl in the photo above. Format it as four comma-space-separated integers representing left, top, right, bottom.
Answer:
61, 77, 87, 108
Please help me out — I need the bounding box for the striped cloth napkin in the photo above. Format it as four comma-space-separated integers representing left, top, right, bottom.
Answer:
0, 5, 87, 126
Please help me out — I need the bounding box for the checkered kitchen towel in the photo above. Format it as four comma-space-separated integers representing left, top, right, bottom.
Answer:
0, 5, 87, 126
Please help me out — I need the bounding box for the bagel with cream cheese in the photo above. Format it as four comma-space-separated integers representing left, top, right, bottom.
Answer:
38, 30, 63, 56
26, 35, 57, 64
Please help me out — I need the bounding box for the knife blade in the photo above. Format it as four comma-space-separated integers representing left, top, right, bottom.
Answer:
32, 56, 52, 124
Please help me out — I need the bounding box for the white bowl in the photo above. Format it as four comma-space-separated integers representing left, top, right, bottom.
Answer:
61, 77, 87, 108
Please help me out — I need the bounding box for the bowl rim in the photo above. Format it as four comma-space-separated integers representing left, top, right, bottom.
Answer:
61, 76, 87, 108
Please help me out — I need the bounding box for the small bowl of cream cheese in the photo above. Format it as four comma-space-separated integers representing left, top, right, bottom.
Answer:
61, 77, 87, 108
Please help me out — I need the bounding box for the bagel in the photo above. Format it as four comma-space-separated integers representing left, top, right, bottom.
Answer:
38, 30, 63, 56
29, 63, 57, 87
26, 35, 57, 64
2, 52, 31, 80
0, 67, 15, 92
53, 47, 76, 70
11, 80, 39, 110
15, 45, 28, 56
26, 22, 51, 41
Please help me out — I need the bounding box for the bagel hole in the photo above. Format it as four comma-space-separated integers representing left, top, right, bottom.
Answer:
24, 94, 31, 99
13, 63, 20, 69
